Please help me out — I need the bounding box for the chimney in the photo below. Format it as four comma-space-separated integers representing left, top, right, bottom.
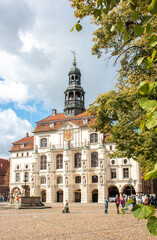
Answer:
52, 109, 57, 116
26, 133, 29, 137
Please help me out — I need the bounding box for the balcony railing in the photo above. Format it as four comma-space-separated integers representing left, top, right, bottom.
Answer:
65, 99, 84, 108
51, 142, 84, 150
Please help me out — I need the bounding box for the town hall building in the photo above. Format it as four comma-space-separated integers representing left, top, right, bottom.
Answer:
9, 57, 142, 203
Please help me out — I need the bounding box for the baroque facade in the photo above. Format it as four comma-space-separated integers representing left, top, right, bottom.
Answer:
10, 59, 142, 203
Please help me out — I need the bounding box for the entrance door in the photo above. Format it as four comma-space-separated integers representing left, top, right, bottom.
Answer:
57, 191, 63, 202
75, 190, 81, 202
92, 190, 98, 202
41, 190, 46, 202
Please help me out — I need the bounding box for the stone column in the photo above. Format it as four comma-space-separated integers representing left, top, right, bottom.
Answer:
30, 152, 39, 197
98, 147, 106, 202
81, 148, 89, 203
46, 152, 52, 203
63, 149, 70, 202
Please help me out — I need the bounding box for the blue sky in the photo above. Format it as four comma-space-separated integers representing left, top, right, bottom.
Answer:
0, 0, 119, 159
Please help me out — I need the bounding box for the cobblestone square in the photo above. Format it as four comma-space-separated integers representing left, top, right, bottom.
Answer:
0, 203, 156, 240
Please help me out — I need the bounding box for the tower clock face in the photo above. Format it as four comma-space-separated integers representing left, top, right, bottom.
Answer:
64, 130, 73, 141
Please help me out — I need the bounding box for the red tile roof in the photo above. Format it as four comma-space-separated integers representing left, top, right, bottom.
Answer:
37, 111, 89, 123
10, 134, 34, 152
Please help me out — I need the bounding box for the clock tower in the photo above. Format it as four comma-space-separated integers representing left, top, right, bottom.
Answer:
64, 56, 85, 117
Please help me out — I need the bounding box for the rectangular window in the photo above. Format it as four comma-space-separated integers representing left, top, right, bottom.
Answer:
110, 145, 112, 151
16, 173, 20, 182
111, 168, 116, 179
123, 168, 129, 178
41, 177, 46, 184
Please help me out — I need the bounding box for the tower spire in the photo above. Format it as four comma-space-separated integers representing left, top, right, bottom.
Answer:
64, 55, 85, 117
71, 50, 76, 62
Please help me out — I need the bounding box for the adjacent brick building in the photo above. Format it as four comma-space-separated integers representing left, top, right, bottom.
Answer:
0, 158, 10, 200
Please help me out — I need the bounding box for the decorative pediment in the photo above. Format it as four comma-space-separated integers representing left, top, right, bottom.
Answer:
58, 121, 79, 131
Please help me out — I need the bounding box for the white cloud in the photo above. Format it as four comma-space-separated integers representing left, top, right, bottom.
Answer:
0, 108, 31, 159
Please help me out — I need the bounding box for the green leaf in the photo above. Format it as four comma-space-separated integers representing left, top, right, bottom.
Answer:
75, 23, 82, 32
138, 82, 149, 95
111, 24, 116, 32
151, 41, 157, 47
117, 22, 124, 32
134, 25, 144, 36
139, 98, 157, 111
144, 163, 157, 180
137, 57, 145, 66
123, 29, 129, 42
139, 120, 145, 132
146, 118, 157, 129
146, 23, 152, 35
147, 216, 157, 236
148, 0, 157, 15
151, 48, 156, 61
70, 25, 75, 32
126, 198, 134, 205
149, 35, 157, 47
132, 204, 155, 219
93, 9, 101, 18
132, 11, 140, 21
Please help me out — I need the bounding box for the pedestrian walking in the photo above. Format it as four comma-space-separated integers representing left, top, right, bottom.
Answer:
62, 200, 70, 213
115, 194, 120, 214
104, 196, 109, 214
121, 195, 126, 213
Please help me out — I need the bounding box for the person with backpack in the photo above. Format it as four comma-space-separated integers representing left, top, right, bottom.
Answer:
115, 194, 120, 214
121, 195, 126, 213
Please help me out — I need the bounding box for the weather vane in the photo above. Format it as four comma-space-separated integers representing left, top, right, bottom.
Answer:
71, 50, 76, 61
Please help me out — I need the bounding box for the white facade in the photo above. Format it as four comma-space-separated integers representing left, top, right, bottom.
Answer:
10, 120, 142, 203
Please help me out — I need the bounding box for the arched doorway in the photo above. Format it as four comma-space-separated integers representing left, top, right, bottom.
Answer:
11, 187, 21, 195
123, 185, 136, 196
57, 190, 63, 202
41, 190, 46, 202
92, 189, 98, 202
108, 186, 119, 198
74, 189, 81, 202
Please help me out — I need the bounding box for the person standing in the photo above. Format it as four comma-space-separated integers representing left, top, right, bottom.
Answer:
104, 196, 109, 214
15, 194, 20, 210
115, 194, 120, 214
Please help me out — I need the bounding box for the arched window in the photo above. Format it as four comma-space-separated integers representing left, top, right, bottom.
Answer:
90, 133, 98, 143
75, 176, 81, 183
57, 176, 63, 184
92, 175, 98, 183
41, 138, 47, 147
91, 152, 98, 167
41, 156, 47, 170
74, 153, 81, 168
41, 177, 46, 184
56, 155, 63, 169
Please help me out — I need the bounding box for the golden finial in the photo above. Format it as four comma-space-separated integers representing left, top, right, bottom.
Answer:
71, 50, 76, 61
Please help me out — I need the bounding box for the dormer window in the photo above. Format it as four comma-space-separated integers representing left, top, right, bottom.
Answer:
83, 119, 88, 124
41, 138, 47, 148
21, 144, 25, 149
50, 122, 54, 128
